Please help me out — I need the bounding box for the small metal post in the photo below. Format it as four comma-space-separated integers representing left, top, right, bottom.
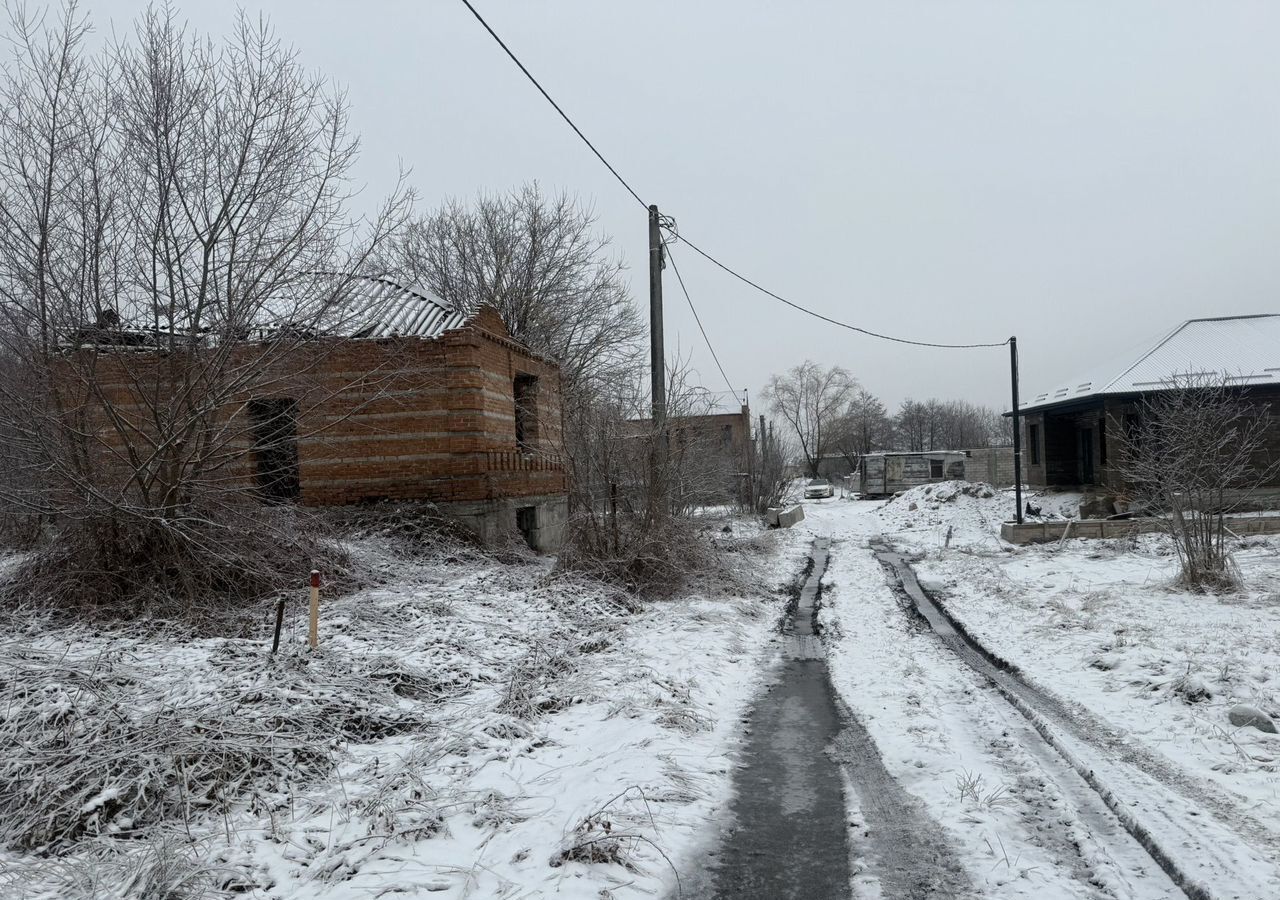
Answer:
308, 570, 320, 650
271, 598, 285, 654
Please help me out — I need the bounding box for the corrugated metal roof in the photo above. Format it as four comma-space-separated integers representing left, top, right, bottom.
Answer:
333, 276, 468, 339
1021, 314, 1280, 413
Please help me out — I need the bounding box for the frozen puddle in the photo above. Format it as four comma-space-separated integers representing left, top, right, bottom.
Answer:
698, 539, 969, 899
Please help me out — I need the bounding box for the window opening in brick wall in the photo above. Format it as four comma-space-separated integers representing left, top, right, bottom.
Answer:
514, 373, 539, 451
248, 398, 300, 502
1029, 423, 1041, 465
1099, 417, 1108, 466
929, 458, 944, 478
516, 505, 538, 549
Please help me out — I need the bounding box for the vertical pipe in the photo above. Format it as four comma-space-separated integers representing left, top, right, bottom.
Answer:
1010, 337, 1024, 524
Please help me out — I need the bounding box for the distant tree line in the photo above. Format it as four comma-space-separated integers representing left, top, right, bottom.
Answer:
764, 361, 1011, 477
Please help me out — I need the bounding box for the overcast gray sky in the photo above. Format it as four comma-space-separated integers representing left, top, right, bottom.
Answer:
69, 1, 1280, 412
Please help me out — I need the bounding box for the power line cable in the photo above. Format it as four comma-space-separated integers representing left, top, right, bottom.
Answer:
671, 232, 1010, 350
663, 239, 738, 397
458, 0, 647, 211
458, 0, 1008, 352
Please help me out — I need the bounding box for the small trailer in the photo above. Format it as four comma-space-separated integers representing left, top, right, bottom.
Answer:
859, 451, 967, 498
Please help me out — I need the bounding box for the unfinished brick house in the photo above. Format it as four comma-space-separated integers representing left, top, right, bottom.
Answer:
1016, 314, 1280, 508
74, 277, 569, 551
627, 403, 754, 503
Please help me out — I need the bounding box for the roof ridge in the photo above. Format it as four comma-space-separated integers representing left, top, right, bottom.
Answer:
1183, 313, 1280, 323
1097, 319, 1189, 394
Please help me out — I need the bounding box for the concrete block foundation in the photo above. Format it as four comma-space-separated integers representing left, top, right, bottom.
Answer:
441, 493, 568, 553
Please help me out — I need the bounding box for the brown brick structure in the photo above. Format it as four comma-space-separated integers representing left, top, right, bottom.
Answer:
67, 303, 569, 551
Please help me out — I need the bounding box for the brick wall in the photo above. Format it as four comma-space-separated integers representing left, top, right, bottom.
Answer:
64, 306, 568, 509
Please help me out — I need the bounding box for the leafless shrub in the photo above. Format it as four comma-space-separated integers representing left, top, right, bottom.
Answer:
1115, 374, 1278, 592
559, 362, 748, 594
323, 501, 484, 559
2, 505, 353, 628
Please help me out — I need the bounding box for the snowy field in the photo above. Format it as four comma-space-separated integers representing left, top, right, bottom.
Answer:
0, 519, 809, 900
798, 486, 1280, 898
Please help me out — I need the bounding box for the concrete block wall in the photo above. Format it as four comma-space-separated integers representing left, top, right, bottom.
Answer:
963, 447, 1015, 487
1001, 514, 1280, 545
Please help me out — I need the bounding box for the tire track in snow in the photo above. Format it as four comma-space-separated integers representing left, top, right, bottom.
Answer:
825, 535, 1176, 899
874, 541, 1279, 900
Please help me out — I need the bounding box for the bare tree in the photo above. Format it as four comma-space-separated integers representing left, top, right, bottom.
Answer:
1115, 375, 1277, 592
380, 183, 643, 396
0, 4, 408, 612
381, 184, 649, 561
832, 387, 891, 470
558, 359, 735, 593
750, 416, 797, 514
763, 361, 858, 477
891, 397, 1008, 451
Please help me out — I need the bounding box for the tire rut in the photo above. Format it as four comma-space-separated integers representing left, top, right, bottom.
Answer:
874, 540, 1280, 900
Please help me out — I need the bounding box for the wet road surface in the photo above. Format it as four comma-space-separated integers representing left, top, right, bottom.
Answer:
702, 538, 971, 899
705, 538, 852, 899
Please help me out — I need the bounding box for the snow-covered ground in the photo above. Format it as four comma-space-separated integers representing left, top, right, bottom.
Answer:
7, 485, 1278, 899
0, 520, 808, 900
798, 486, 1280, 898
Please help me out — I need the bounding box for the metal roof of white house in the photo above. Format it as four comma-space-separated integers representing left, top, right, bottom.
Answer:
1021, 314, 1280, 413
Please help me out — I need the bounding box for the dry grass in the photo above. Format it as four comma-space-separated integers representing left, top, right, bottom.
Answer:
0, 633, 430, 852
0, 838, 236, 900
551, 786, 680, 893
1, 506, 354, 632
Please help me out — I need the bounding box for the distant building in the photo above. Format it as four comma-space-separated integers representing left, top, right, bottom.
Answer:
628, 404, 753, 503
1013, 314, 1280, 501
859, 451, 967, 497
857, 447, 1014, 497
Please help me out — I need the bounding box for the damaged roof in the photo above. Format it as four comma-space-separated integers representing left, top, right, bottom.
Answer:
330, 276, 468, 339
1020, 314, 1280, 414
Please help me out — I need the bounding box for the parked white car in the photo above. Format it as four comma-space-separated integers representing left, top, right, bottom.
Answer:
804, 478, 835, 499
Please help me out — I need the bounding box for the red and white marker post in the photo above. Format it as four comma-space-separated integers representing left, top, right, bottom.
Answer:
308, 570, 321, 650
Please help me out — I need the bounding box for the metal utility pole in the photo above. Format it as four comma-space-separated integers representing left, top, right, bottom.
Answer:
1010, 336, 1024, 524
648, 205, 666, 425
